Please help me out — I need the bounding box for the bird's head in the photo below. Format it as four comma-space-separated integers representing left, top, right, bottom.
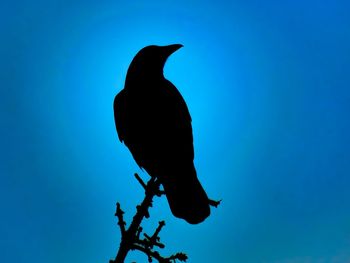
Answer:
125, 44, 183, 85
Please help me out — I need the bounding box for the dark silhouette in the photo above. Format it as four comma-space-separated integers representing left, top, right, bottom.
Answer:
110, 173, 188, 263
114, 44, 210, 224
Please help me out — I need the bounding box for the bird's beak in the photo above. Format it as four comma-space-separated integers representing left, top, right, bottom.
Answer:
163, 44, 183, 58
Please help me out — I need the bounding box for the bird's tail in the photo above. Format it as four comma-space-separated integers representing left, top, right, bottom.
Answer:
160, 163, 210, 224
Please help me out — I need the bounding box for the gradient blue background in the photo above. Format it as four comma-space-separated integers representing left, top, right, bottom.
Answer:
1, 0, 350, 262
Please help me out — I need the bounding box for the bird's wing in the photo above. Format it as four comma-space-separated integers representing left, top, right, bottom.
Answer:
159, 80, 194, 160
113, 89, 126, 142
165, 80, 192, 122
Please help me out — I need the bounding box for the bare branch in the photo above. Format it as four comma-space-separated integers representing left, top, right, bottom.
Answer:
110, 175, 186, 263
115, 202, 126, 236
131, 244, 188, 263
143, 221, 166, 249
168, 252, 188, 262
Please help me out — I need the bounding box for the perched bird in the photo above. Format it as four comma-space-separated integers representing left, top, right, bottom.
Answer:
114, 44, 210, 224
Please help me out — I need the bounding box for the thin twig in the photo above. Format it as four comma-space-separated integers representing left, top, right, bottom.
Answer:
144, 221, 166, 249
131, 244, 188, 263
115, 202, 126, 235
134, 173, 147, 190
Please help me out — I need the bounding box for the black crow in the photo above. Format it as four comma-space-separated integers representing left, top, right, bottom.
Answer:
114, 44, 210, 224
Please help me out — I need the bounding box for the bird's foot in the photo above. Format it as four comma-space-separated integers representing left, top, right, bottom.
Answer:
208, 198, 222, 208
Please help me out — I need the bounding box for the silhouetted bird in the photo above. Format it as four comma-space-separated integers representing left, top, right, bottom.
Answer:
114, 44, 210, 224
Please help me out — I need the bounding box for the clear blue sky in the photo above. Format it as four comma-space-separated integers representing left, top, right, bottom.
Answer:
1, 0, 350, 262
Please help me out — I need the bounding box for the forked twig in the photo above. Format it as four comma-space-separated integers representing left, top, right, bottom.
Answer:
110, 174, 187, 263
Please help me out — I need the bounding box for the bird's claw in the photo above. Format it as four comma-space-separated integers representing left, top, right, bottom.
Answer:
208, 198, 222, 208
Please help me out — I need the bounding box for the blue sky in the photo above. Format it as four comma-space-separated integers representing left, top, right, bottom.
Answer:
1, 0, 350, 262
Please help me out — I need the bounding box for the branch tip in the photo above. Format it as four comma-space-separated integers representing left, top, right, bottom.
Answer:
134, 173, 147, 190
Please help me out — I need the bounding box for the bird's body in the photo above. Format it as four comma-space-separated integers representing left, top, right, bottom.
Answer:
114, 45, 210, 224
